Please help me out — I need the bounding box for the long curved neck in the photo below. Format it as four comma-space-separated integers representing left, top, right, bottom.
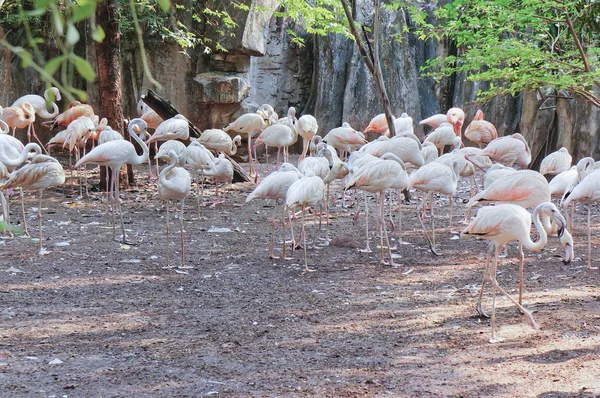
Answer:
523, 208, 549, 252
160, 155, 178, 180
128, 122, 150, 165
38, 102, 59, 119
0, 143, 41, 167
380, 153, 406, 172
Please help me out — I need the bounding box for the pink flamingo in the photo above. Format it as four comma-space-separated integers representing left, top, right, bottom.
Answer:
408, 160, 461, 254
424, 123, 461, 156
285, 172, 325, 272
323, 122, 366, 160
203, 154, 234, 206
225, 111, 272, 175
345, 153, 408, 265
157, 150, 191, 268
539, 147, 572, 176
464, 109, 498, 148
253, 122, 297, 170
477, 133, 531, 168
446, 107, 465, 139
246, 163, 302, 259
2, 153, 65, 254
363, 113, 390, 135
199, 129, 241, 156
296, 114, 318, 162
562, 168, 600, 269
461, 202, 568, 343
75, 119, 149, 242
146, 114, 189, 144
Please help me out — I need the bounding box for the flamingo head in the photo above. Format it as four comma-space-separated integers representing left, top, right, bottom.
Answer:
446, 107, 465, 137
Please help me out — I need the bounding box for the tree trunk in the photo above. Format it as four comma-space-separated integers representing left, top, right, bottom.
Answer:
95, 0, 130, 189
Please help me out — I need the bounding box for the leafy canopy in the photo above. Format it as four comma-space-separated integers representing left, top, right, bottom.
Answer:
411, 0, 600, 107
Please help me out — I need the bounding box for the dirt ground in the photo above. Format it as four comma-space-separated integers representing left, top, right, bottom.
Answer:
0, 155, 599, 398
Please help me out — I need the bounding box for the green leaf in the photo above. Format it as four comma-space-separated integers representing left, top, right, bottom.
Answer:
92, 25, 105, 42
66, 22, 81, 45
43, 55, 65, 77
18, 49, 33, 68
72, 55, 96, 81
71, 87, 88, 102
26, 8, 47, 17
71, 2, 96, 23
158, 0, 170, 12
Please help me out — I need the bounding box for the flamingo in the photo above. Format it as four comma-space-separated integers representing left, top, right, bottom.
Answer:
469, 169, 575, 302
298, 155, 329, 180
296, 114, 318, 162
464, 109, 498, 148
363, 113, 390, 135
184, 140, 216, 210
74, 118, 149, 242
539, 147, 572, 176
1, 102, 38, 143
388, 113, 414, 136
224, 111, 272, 175
562, 168, 600, 269
146, 114, 189, 144
203, 154, 234, 206
199, 129, 241, 155
421, 141, 438, 165
140, 110, 163, 129
98, 126, 124, 145
408, 160, 461, 254
419, 113, 448, 130
12, 87, 61, 119
253, 122, 297, 170
424, 123, 461, 156
460, 202, 568, 343
1, 153, 65, 254
285, 172, 325, 272
550, 165, 578, 228
362, 135, 424, 168
0, 142, 42, 234
246, 163, 302, 259
461, 147, 493, 171
157, 150, 191, 268
446, 107, 465, 139
140, 110, 165, 175
156, 140, 187, 166
478, 133, 531, 168
136, 98, 151, 116
46, 103, 95, 129
345, 153, 408, 265
318, 147, 349, 242
323, 122, 366, 160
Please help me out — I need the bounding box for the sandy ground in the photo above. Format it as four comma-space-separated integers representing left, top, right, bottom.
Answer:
0, 156, 599, 398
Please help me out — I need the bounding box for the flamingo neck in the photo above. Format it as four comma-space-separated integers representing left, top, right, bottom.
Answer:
524, 207, 548, 252
128, 122, 150, 165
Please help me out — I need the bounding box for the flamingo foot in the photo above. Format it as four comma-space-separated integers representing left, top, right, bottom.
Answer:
303, 266, 316, 273
476, 301, 490, 318
489, 337, 505, 344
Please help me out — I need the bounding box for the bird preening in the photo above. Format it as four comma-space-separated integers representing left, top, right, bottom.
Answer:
1, 92, 593, 345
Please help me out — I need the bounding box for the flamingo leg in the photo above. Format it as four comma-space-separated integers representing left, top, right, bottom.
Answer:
28, 124, 48, 154
179, 199, 185, 268
37, 190, 44, 254
380, 190, 399, 266
110, 168, 117, 238
518, 242, 524, 306
476, 242, 494, 318
588, 205, 594, 269
281, 204, 291, 260
247, 130, 254, 175
20, 188, 30, 236
397, 189, 403, 244
489, 245, 538, 343
377, 193, 385, 264
299, 139, 309, 162
165, 199, 170, 268
288, 208, 297, 250
449, 194, 454, 232
324, 183, 330, 243
301, 206, 314, 272
358, 191, 372, 253
155, 142, 160, 177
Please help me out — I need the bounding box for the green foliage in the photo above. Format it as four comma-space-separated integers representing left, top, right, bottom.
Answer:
411, 0, 600, 106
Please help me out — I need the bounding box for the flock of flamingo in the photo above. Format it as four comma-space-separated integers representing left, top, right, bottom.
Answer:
1, 87, 598, 342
